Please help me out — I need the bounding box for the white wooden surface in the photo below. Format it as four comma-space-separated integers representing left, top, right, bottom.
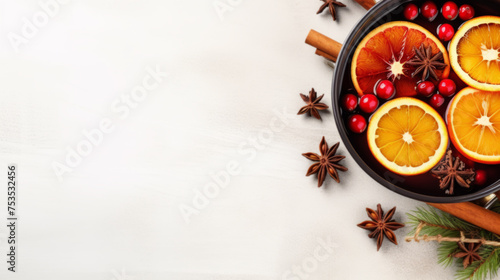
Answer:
0, 0, 495, 279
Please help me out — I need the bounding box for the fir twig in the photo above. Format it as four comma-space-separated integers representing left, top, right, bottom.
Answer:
406, 206, 476, 235
455, 247, 500, 280
405, 221, 500, 246
437, 241, 460, 267
406, 205, 500, 280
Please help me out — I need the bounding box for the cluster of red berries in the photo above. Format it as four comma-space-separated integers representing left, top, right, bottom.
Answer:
342, 78, 458, 133
404, 2, 475, 41
417, 78, 456, 108
342, 94, 366, 134
342, 80, 395, 134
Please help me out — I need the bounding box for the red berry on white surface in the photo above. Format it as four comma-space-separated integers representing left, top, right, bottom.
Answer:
348, 114, 367, 134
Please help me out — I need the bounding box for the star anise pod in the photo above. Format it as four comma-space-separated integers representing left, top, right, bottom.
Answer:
406, 45, 447, 81
302, 137, 348, 187
357, 204, 405, 251
298, 88, 329, 120
431, 150, 475, 195
453, 242, 482, 268
317, 0, 346, 22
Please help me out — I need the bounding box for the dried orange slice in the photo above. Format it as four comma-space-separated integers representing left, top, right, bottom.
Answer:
447, 87, 500, 164
367, 98, 449, 175
352, 21, 450, 97
449, 16, 500, 92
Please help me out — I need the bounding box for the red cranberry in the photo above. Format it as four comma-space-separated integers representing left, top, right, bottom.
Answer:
421, 1, 438, 21
359, 94, 379, 113
475, 170, 488, 186
404, 4, 419, 20
438, 79, 457, 97
341, 94, 358, 112
430, 94, 445, 108
375, 80, 395, 99
437, 24, 455, 41
459, 5, 475, 20
348, 114, 367, 134
417, 81, 436, 97
441, 1, 458, 20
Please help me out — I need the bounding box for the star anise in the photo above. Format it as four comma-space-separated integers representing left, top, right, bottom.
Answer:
431, 150, 475, 195
357, 204, 405, 251
317, 0, 346, 22
302, 137, 348, 187
298, 88, 329, 120
406, 45, 447, 81
453, 242, 482, 268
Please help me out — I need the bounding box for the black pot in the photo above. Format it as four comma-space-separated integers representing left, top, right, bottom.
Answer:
332, 0, 500, 203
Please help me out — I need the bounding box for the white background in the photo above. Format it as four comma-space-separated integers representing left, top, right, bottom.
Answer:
0, 0, 496, 279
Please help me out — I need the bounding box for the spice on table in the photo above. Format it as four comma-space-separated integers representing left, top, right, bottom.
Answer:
406, 45, 447, 81
298, 88, 329, 120
431, 150, 475, 195
357, 204, 405, 251
453, 242, 482, 268
302, 137, 348, 187
317, 0, 346, 22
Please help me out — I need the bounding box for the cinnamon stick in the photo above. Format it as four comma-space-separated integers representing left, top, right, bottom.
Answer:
315, 49, 337, 62
353, 0, 378, 10
428, 202, 500, 236
305, 30, 342, 61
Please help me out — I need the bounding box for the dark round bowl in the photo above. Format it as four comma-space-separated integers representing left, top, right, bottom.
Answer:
332, 0, 500, 203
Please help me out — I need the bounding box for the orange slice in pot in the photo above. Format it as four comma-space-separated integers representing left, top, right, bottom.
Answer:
449, 16, 500, 92
367, 98, 449, 175
447, 87, 500, 164
352, 21, 450, 97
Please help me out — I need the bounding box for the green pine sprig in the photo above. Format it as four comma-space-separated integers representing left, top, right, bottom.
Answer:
406, 202, 500, 280
407, 206, 478, 236
455, 246, 500, 280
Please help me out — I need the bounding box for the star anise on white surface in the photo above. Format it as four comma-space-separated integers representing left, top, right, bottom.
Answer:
317, 0, 346, 21
297, 88, 329, 120
302, 136, 348, 187
357, 204, 405, 251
